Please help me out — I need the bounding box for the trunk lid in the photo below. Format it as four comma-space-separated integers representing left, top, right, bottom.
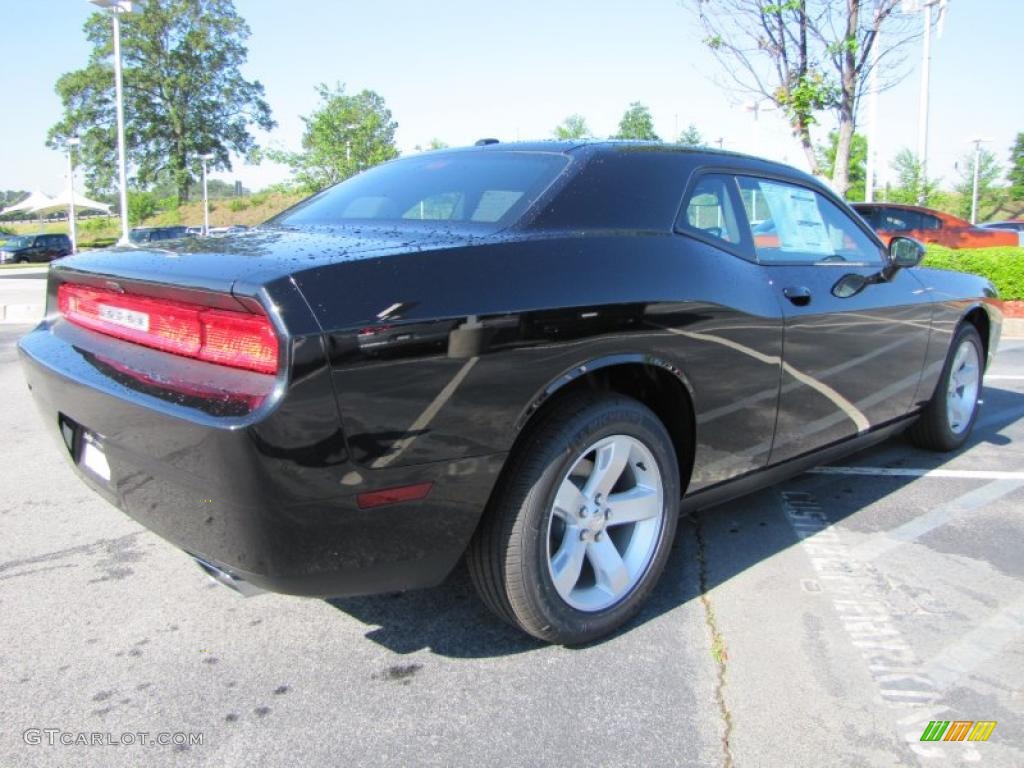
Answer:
51, 225, 487, 296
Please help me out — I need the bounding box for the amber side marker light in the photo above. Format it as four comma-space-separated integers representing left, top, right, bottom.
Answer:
58, 283, 279, 374
357, 482, 434, 509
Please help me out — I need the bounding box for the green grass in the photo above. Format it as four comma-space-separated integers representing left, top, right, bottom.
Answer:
923, 245, 1024, 301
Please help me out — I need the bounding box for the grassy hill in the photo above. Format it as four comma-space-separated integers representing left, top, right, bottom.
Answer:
4, 190, 306, 248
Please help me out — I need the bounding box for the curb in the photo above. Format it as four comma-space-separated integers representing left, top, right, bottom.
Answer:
1003, 317, 1024, 339
0, 304, 44, 324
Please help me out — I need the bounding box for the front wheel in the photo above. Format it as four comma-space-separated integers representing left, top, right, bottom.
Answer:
908, 323, 984, 451
467, 394, 680, 644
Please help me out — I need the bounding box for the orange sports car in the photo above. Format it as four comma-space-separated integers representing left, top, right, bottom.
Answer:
853, 203, 1019, 249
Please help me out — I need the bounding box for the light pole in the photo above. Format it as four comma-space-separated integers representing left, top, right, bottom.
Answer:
200, 153, 214, 236
902, 0, 949, 204
344, 123, 358, 165
864, 18, 881, 202
66, 137, 81, 253
969, 138, 991, 225
90, 0, 138, 246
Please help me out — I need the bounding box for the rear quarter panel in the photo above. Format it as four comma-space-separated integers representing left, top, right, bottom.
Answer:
295, 231, 788, 493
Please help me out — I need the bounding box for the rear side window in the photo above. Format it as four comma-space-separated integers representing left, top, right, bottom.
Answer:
854, 206, 879, 228
737, 176, 882, 265
275, 152, 569, 231
879, 208, 919, 231
677, 174, 742, 245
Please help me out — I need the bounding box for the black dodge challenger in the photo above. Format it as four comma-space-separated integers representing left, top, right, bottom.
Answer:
19, 142, 1001, 644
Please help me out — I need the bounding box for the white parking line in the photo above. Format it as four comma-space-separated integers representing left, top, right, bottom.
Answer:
923, 596, 1024, 690
809, 466, 1024, 481
850, 479, 1024, 561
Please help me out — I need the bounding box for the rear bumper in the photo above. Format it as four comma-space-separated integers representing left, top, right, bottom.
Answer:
18, 319, 504, 598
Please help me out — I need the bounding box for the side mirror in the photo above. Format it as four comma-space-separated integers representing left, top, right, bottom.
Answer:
889, 236, 926, 270
832, 236, 927, 299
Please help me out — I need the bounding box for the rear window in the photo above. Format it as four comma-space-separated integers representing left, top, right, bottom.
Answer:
273, 151, 569, 231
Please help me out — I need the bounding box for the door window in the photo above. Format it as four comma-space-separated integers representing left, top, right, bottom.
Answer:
737, 177, 882, 265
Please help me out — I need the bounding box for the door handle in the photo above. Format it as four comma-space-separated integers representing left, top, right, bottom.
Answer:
783, 286, 812, 306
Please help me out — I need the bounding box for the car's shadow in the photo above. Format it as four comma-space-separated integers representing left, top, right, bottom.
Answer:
327, 385, 1024, 658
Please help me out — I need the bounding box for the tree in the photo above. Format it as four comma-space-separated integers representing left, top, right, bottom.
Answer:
817, 131, 867, 201
614, 102, 660, 141
684, 1, 918, 196
1009, 133, 1024, 201
271, 84, 399, 193
953, 148, 1003, 221
677, 124, 704, 147
47, 0, 274, 202
127, 190, 159, 225
554, 114, 591, 140
888, 148, 939, 206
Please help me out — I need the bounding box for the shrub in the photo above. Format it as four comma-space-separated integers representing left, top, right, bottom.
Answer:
157, 195, 179, 212
127, 191, 159, 225
81, 217, 112, 233
228, 197, 249, 212
924, 246, 1024, 301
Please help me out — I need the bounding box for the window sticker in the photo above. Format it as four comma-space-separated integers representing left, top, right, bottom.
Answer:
758, 182, 832, 255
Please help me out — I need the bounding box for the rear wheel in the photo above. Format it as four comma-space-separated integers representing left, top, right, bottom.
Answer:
907, 324, 983, 451
467, 394, 680, 644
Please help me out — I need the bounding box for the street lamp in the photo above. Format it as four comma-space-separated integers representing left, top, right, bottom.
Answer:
90, 0, 138, 246
969, 138, 992, 225
66, 137, 81, 253
200, 153, 214, 236
864, 13, 882, 202
344, 123, 358, 164
902, 0, 950, 203
743, 100, 776, 122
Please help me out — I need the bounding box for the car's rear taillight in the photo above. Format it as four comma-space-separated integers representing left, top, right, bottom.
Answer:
58, 284, 279, 374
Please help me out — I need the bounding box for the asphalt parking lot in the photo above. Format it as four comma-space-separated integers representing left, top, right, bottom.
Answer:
1, 323, 1022, 768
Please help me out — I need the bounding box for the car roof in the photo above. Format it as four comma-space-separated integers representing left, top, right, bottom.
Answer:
430, 139, 827, 193
852, 201, 970, 225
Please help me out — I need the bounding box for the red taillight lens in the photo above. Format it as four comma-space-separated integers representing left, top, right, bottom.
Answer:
58, 284, 279, 374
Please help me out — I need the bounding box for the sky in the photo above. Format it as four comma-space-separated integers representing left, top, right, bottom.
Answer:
1, 0, 1021, 197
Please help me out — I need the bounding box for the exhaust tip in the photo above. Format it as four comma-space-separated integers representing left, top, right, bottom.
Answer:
192, 556, 265, 598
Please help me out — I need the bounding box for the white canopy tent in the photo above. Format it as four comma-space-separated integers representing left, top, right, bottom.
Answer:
1, 189, 55, 216
2, 181, 112, 253
30, 184, 111, 216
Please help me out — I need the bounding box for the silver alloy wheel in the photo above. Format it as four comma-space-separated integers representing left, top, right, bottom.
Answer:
545, 434, 665, 612
946, 338, 981, 434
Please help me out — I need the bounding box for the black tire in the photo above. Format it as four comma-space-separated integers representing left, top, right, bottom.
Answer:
15, 256, 28, 264
467, 393, 680, 644
907, 323, 984, 451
